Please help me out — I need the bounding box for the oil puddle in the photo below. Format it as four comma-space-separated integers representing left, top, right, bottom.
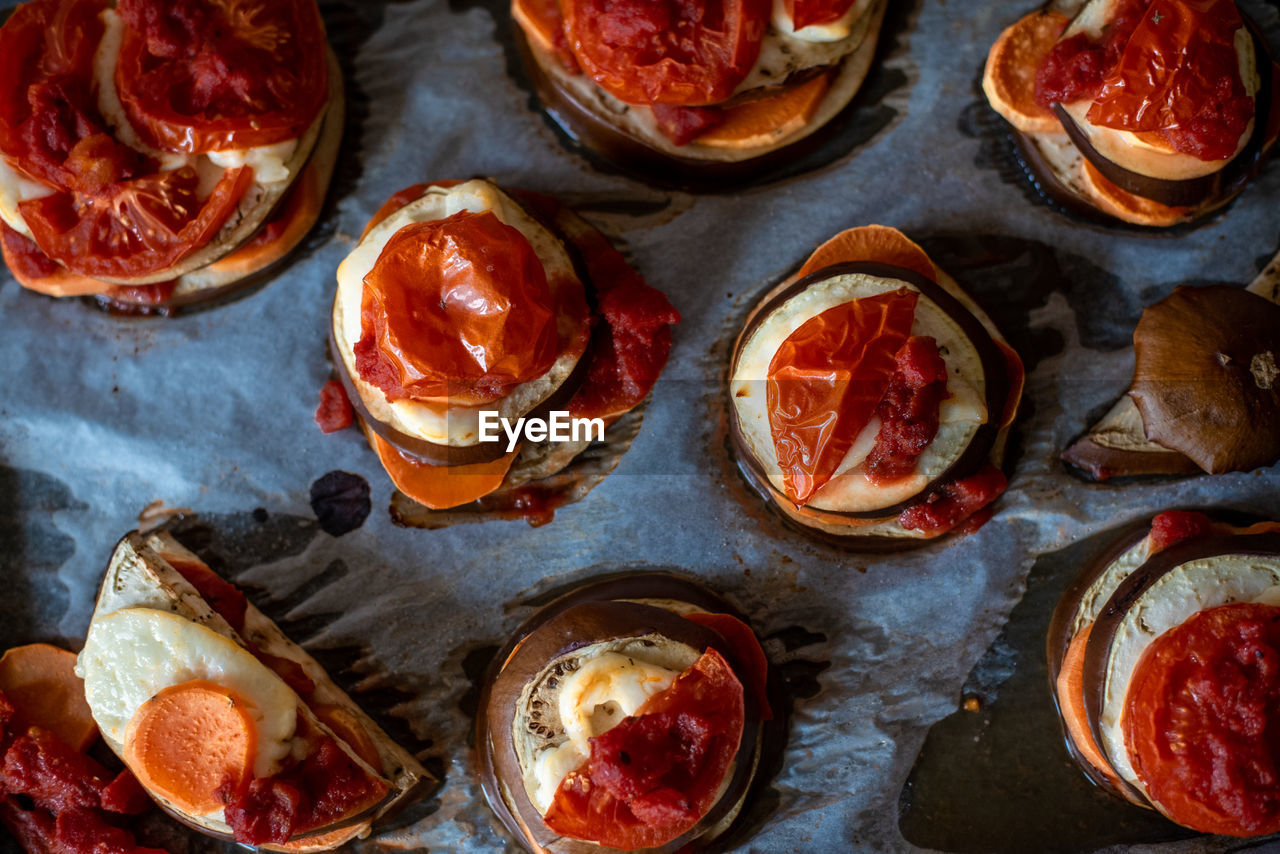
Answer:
898, 524, 1208, 853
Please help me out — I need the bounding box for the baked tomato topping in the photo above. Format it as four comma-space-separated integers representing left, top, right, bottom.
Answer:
1125, 603, 1280, 836
684, 612, 772, 720
785, 0, 856, 31
1087, 0, 1253, 160
864, 335, 949, 485
354, 210, 558, 406
1035, 0, 1254, 160
898, 463, 1007, 536
20, 164, 254, 280
562, 0, 771, 106
1147, 510, 1215, 554
543, 648, 745, 850
114, 0, 330, 153
767, 289, 918, 505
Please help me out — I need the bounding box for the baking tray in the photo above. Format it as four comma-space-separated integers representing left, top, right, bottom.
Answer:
1, 0, 1279, 851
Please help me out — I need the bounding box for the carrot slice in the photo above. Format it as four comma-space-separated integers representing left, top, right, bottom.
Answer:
124, 680, 257, 817
694, 72, 833, 148
1056, 624, 1123, 788
1079, 160, 1190, 227
0, 644, 97, 752
797, 225, 937, 281
982, 11, 1070, 134
314, 704, 382, 772
367, 428, 517, 509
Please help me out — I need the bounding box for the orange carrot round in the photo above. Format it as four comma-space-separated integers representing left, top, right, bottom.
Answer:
0, 643, 97, 752
797, 225, 937, 282
367, 427, 516, 510
124, 680, 258, 817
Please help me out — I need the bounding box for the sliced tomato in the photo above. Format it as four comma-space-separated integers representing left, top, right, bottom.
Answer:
0, 0, 150, 190
767, 289, 918, 505
20, 165, 253, 280
1125, 603, 1280, 836
1086, 0, 1253, 160
562, 0, 771, 106
785, 0, 856, 31
543, 648, 745, 850
685, 612, 772, 720
114, 0, 330, 153
353, 210, 559, 405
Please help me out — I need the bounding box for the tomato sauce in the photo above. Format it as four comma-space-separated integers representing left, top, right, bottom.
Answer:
898, 464, 1007, 536
1125, 603, 1280, 836
652, 103, 726, 145
864, 336, 948, 485
1147, 510, 1215, 554
315, 379, 355, 434
0, 692, 163, 854
221, 720, 388, 845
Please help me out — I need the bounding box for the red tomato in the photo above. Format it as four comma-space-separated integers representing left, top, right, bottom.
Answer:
685, 612, 773, 720
898, 464, 1007, 536
543, 648, 745, 849
0, 0, 124, 189
785, 0, 856, 31
562, 0, 771, 106
864, 336, 948, 485
767, 289, 919, 504
1087, 0, 1253, 160
1124, 603, 1280, 836
114, 0, 330, 153
1147, 510, 1215, 554
354, 210, 559, 406
20, 165, 254, 280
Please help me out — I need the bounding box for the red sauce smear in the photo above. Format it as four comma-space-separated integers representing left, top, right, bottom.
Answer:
0, 692, 164, 854
315, 379, 355, 434
1147, 509, 1216, 553
354, 210, 558, 406
899, 463, 1007, 536
1036, 0, 1254, 160
221, 717, 387, 845
652, 104, 725, 145
767, 289, 918, 505
544, 648, 745, 850
1125, 602, 1280, 836
864, 336, 949, 485
786, 0, 857, 31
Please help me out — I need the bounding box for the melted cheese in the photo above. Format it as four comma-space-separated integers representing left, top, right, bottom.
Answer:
529, 653, 677, 812
0, 157, 54, 236
730, 272, 989, 514
333, 179, 585, 447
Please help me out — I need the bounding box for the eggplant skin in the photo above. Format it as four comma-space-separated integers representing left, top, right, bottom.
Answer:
475, 575, 771, 854
1048, 518, 1280, 812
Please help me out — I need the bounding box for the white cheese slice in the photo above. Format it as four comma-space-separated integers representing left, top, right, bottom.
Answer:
730, 272, 989, 514
1099, 554, 1280, 793
770, 0, 871, 43
0, 157, 55, 236
333, 179, 585, 447
528, 652, 678, 812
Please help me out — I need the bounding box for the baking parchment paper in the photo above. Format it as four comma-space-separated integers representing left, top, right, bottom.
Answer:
1, 0, 1279, 851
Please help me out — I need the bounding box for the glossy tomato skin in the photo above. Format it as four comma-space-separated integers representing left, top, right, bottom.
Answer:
563, 0, 771, 106
766, 288, 918, 504
1125, 603, 1280, 837
785, 0, 856, 31
114, 0, 331, 153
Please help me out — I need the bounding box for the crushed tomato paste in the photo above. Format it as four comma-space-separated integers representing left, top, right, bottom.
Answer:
1147, 510, 1215, 554
0, 691, 164, 854
865, 336, 949, 484
899, 464, 1007, 536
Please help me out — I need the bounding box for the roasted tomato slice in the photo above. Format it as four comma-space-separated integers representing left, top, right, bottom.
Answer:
785, 0, 856, 31
0, 0, 125, 189
1124, 602, 1280, 837
114, 0, 330, 153
767, 289, 918, 505
20, 165, 253, 280
562, 0, 771, 106
543, 648, 745, 850
354, 210, 559, 406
